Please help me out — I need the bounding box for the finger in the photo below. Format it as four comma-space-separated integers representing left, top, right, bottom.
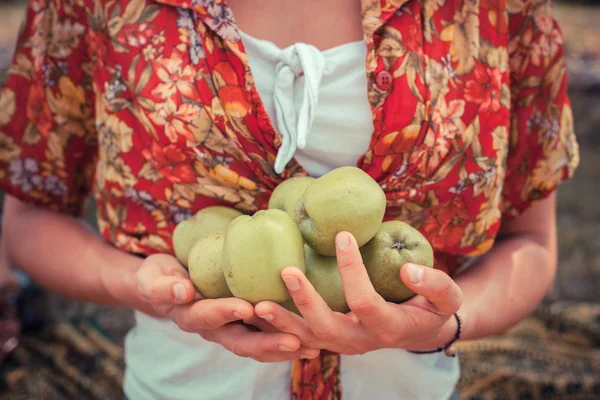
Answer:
280, 268, 342, 342
252, 350, 320, 363
256, 301, 372, 354
399, 264, 463, 315
255, 301, 314, 339
138, 274, 197, 306
202, 323, 314, 358
335, 232, 391, 330
170, 297, 254, 331
137, 256, 197, 305
243, 315, 279, 333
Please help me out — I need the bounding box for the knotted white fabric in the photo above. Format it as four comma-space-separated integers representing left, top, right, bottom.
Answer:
238, 30, 374, 179
272, 44, 325, 173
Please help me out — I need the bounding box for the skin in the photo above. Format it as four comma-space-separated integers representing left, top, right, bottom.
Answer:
254, 194, 559, 353
281, 245, 349, 315
0, 1, 559, 363
0, 195, 319, 361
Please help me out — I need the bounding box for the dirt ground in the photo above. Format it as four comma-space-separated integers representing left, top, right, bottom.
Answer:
0, 1, 599, 343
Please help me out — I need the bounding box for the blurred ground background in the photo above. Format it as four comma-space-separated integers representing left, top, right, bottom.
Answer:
0, 0, 599, 398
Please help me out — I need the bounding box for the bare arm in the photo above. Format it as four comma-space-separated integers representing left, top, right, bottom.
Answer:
248, 193, 561, 355
1, 194, 322, 361
456, 192, 558, 340
1, 194, 157, 316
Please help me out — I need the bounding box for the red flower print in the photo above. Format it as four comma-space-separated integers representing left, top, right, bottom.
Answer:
86, 29, 109, 69
408, 127, 450, 178
421, 197, 471, 249
142, 141, 196, 184
464, 63, 502, 112
405, 23, 420, 53
480, 0, 507, 33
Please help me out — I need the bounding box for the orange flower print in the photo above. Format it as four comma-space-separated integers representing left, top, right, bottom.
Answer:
149, 99, 202, 143
26, 82, 53, 137
219, 85, 251, 118
152, 50, 197, 99
464, 63, 502, 112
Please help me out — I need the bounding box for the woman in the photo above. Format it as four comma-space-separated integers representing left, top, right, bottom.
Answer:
0, 0, 579, 399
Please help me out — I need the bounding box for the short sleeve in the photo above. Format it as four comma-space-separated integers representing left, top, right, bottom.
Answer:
502, 0, 580, 219
0, 0, 97, 216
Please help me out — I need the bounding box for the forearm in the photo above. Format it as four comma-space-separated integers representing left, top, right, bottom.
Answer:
456, 234, 556, 341
2, 196, 158, 316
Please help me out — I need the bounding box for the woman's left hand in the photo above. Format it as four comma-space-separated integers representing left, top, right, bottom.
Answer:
255, 232, 464, 355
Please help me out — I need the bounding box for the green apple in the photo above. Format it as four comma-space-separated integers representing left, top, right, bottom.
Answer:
268, 176, 316, 218
293, 166, 386, 256
360, 221, 434, 303
187, 230, 233, 299
222, 209, 306, 304
281, 245, 349, 314
173, 206, 243, 267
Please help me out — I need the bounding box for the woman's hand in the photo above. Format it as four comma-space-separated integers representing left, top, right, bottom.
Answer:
254, 232, 463, 355
135, 254, 320, 362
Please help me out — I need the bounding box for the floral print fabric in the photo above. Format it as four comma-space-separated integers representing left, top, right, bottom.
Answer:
0, 0, 580, 398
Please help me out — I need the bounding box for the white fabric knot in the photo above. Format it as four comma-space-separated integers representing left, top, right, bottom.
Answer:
272, 43, 325, 173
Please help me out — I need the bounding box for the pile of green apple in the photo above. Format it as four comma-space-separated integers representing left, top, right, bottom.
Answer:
172, 166, 434, 313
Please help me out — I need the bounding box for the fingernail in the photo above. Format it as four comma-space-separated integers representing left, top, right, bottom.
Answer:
351, 314, 360, 324
283, 276, 300, 291
173, 283, 187, 303
336, 232, 350, 249
260, 313, 274, 322
233, 312, 244, 319
278, 345, 294, 352
406, 264, 424, 283
301, 354, 317, 359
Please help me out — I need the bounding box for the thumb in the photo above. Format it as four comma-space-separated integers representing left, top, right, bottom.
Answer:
143, 276, 198, 305
136, 255, 199, 306
399, 263, 463, 315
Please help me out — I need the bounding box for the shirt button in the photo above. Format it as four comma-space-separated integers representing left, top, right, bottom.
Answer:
375, 71, 393, 91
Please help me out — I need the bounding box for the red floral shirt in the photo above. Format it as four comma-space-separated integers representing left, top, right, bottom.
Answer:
0, 0, 580, 398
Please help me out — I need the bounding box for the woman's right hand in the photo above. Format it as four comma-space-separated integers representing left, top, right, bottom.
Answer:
135, 254, 320, 362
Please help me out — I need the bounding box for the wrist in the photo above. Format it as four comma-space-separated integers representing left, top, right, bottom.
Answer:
437, 313, 460, 348
407, 313, 462, 355
98, 247, 144, 310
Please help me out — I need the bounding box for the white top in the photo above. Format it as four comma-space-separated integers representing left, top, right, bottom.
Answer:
239, 30, 373, 175
123, 31, 460, 400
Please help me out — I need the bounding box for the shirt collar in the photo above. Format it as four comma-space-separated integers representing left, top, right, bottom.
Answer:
151, 0, 410, 40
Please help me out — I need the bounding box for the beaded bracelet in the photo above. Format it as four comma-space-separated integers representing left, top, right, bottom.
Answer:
408, 313, 462, 357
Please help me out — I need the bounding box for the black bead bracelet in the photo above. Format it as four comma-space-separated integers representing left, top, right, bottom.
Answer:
408, 313, 462, 357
